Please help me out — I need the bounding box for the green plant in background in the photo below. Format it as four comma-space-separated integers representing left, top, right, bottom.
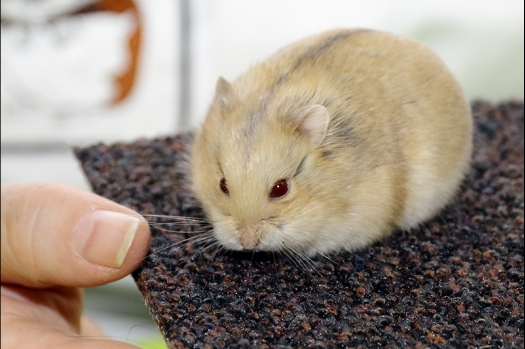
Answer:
138, 334, 167, 349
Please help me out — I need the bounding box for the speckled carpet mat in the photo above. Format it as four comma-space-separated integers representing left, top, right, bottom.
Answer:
75, 101, 523, 349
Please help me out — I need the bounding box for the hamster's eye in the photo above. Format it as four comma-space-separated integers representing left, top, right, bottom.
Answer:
220, 177, 229, 195
270, 179, 289, 199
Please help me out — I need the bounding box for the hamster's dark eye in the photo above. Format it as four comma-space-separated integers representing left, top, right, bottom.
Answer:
270, 179, 289, 199
220, 177, 229, 195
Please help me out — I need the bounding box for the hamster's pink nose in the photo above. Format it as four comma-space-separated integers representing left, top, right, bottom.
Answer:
239, 234, 259, 250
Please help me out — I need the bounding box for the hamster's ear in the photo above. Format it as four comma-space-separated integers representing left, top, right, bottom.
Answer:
213, 77, 238, 107
295, 105, 330, 147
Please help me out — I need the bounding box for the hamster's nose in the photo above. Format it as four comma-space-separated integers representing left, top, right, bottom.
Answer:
240, 235, 259, 249
238, 226, 260, 249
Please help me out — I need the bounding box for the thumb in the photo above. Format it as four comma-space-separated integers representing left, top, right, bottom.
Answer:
1, 183, 150, 288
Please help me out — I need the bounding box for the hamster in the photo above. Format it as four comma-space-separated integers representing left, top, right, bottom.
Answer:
190, 28, 472, 257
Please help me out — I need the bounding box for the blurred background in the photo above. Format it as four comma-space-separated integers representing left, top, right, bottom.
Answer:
1, 0, 523, 348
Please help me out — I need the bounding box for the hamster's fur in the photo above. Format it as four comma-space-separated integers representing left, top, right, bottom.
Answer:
191, 29, 472, 257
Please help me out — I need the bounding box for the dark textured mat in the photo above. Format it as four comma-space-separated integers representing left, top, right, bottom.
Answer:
75, 101, 524, 349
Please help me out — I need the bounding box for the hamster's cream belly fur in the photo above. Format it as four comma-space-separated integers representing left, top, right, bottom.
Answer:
191, 29, 472, 256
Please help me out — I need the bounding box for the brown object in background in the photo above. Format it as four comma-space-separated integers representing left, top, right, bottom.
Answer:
74, 0, 141, 104
75, 101, 524, 348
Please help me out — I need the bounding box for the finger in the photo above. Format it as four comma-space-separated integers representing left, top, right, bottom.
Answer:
1, 183, 150, 288
2, 287, 141, 349
81, 316, 108, 338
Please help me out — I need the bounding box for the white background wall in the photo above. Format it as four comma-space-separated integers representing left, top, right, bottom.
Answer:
187, 0, 524, 127
2, 0, 524, 188
1, 0, 523, 346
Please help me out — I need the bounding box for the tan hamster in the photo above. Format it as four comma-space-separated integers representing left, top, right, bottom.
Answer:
190, 28, 472, 257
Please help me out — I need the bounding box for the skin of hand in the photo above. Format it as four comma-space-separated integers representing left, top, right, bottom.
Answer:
1, 182, 151, 349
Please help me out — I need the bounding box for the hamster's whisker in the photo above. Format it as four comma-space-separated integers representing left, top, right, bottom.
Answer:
194, 227, 214, 232
144, 240, 190, 259
153, 226, 211, 234
129, 241, 181, 264
175, 233, 214, 250
147, 221, 209, 227
209, 241, 226, 260
284, 246, 311, 272
279, 244, 303, 269
142, 215, 210, 227
140, 213, 208, 222
271, 251, 278, 276
126, 220, 216, 265
314, 249, 341, 267
188, 237, 219, 261
209, 240, 224, 254
177, 239, 216, 271
146, 220, 205, 226
143, 232, 213, 260
280, 249, 299, 269
300, 254, 322, 275
148, 222, 212, 230
287, 245, 321, 275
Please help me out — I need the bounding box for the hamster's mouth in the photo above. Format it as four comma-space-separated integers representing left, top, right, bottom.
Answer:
212, 217, 295, 255
215, 235, 281, 254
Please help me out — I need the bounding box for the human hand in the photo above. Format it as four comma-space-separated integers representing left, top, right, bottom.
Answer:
1, 183, 151, 348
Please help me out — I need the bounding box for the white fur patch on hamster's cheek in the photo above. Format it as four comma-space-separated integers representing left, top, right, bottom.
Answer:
257, 226, 300, 253
213, 226, 244, 251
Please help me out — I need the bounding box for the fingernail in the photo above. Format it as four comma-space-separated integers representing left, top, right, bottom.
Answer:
74, 210, 139, 268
